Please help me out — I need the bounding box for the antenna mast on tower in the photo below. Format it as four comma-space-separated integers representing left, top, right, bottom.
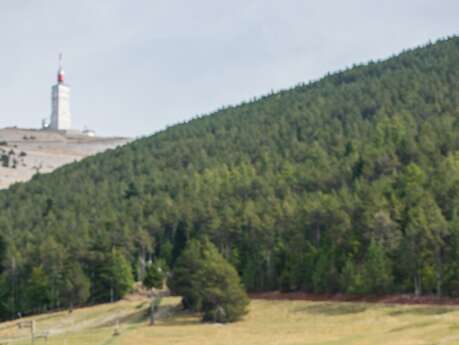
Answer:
57, 53, 64, 84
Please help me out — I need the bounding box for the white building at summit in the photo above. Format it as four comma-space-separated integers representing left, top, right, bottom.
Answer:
49, 54, 72, 130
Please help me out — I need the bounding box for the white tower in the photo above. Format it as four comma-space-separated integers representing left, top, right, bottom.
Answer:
50, 54, 71, 130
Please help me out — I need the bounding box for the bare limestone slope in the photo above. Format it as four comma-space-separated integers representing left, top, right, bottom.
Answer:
0, 128, 130, 189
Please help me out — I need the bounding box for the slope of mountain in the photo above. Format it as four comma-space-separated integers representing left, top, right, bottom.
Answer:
1, 36, 459, 319
0, 128, 129, 189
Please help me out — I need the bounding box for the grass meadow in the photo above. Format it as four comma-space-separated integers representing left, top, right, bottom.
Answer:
1, 296, 459, 345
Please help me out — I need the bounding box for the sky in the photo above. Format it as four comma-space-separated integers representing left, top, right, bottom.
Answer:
0, 1, 458, 138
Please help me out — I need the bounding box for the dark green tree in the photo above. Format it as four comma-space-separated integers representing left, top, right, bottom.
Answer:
339, 258, 364, 294
401, 196, 447, 296
362, 241, 393, 294
312, 247, 338, 293
0, 275, 10, 319
61, 262, 91, 311
170, 238, 249, 323
143, 259, 166, 289
102, 249, 134, 302
0, 235, 6, 274
169, 239, 205, 310
172, 220, 189, 264
26, 266, 51, 312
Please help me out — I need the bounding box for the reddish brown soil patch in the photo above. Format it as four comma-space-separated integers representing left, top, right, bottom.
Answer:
250, 291, 459, 306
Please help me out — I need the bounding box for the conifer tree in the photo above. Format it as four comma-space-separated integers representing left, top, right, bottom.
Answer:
27, 266, 51, 312
362, 241, 393, 293
143, 260, 166, 289
0, 235, 6, 274
61, 262, 90, 311
172, 221, 189, 264
102, 249, 134, 302
170, 238, 249, 323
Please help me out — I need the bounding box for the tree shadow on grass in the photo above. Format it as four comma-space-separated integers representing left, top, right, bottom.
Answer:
160, 316, 201, 327
388, 306, 454, 316
159, 307, 202, 327
294, 303, 367, 316
390, 320, 434, 332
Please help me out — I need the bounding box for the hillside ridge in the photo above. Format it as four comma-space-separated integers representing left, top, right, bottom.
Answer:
1, 36, 459, 320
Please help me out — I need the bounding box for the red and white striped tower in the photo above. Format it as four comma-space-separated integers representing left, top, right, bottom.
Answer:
50, 53, 72, 130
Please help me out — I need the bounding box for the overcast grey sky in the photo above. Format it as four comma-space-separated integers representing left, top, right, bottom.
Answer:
0, 1, 458, 137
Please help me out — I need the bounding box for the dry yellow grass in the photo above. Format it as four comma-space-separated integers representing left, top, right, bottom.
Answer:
2, 297, 459, 345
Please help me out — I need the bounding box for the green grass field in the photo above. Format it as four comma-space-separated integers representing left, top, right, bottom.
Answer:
1, 296, 459, 345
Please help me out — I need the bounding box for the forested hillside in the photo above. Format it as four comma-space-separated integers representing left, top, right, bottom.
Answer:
1, 37, 459, 320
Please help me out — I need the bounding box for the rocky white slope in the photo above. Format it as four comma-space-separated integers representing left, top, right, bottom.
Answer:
0, 128, 130, 189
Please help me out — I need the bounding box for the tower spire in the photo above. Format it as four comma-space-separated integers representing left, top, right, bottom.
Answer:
57, 53, 64, 83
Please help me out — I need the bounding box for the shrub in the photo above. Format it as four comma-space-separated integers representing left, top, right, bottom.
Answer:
169, 238, 249, 323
